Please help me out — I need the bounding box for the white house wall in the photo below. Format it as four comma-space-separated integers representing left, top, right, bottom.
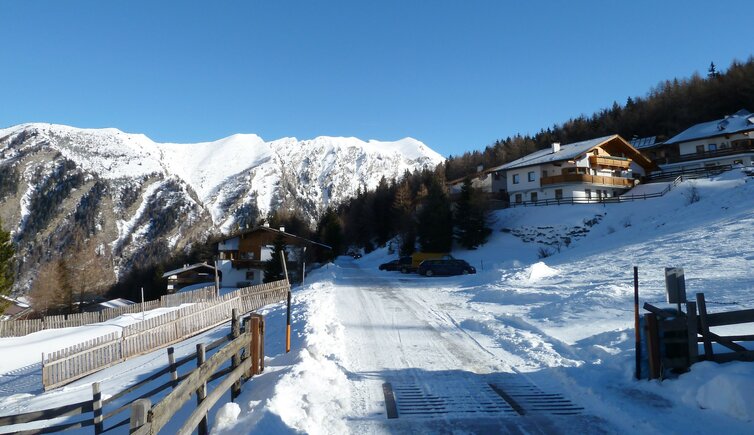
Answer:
218, 259, 265, 287
677, 133, 748, 156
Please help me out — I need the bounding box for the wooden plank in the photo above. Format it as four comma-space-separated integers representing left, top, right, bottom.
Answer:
705, 309, 754, 327
251, 316, 260, 376
92, 382, 103, 434
129, 398, 151, 434
686, 301, 698, 366
231, 309, 241, 401
704, 331, 747, 352
0, 400, 92, 426
696, 293, 714, 359
645, 313, 661, 379
196, 344, 208, 435
176, 359, 252, 435
149, 332, 249, 433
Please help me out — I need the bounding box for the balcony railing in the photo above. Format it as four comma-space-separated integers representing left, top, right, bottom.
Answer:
668, 143, 754, 164
589, 155, 632, 169
540, 174, 634, 187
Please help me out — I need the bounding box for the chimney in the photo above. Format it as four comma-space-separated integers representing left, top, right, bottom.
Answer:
552, 142, 561, 153
279, 226, 285, 233
476, 164, 484, 173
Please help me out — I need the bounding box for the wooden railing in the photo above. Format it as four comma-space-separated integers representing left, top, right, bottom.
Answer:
0, 310, 266, 434
0, 286, 217, 338
540, 173, 634, 187
41, 280, 288, 390
589, 155, 632, 169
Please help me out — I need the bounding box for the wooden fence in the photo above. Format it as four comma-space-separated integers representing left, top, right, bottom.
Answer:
42, 280, 288, 390
642, 292, 754, 379
0, 310, 266, 434
0, 286, 216, 338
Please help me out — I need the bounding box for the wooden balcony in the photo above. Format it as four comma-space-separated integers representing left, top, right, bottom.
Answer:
541, 174, 634, 187
589, 155, 632, 169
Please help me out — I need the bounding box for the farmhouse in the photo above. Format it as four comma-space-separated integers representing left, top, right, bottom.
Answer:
491, 135, 656, 205
161, 262, 218, 293
656, 109, 754, 171
217, 225, 330, 287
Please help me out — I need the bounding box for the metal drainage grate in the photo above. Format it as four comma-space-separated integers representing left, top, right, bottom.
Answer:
383, 373, 583, 419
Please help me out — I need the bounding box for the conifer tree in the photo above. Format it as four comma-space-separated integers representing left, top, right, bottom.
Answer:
316, 208, 343, 261
263, 233, 288, 283
416, 179, 453, 252
453, 179, 492, 249
0, 217, 15, 309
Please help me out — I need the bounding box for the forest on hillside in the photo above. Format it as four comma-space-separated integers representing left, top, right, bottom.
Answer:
327, 58, 754, 255
441, 58, 754, 181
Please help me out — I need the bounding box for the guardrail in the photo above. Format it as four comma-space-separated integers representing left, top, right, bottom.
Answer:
41, 280, 288, 390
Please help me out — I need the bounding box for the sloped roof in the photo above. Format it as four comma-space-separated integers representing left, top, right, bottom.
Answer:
630, 136, 658, 150
218, 226, 332, 250
665, 109, 754, 145
162, 262, 216, 278
491, 136, 616, 171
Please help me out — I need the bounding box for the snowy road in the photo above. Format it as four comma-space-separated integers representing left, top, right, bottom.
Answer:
330, 261, 610, 433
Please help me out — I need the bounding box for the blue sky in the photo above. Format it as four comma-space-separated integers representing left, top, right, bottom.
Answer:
1, 1, 752, 157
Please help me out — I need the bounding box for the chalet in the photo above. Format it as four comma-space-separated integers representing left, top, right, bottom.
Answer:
491, 135, 656, 205
161, 262, 218, 293
217, 225, 330, 287
657, 109, 754, 171
446, 165, 507, 197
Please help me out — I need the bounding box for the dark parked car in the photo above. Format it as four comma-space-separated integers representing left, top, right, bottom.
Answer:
417, 259, 476, 277
379, 256, 412, 271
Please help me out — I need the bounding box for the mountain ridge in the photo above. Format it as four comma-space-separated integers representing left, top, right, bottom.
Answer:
0, 123, 444, 293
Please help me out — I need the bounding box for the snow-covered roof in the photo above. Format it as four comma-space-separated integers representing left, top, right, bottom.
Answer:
97, 298, 136, 309
630, 136, 659, 150
665, 109, 754, 145
162, 262, 216, 278
491, 135, 617, 171
218, 226, 332, 250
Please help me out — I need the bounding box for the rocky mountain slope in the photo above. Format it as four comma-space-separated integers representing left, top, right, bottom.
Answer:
0, 123, 444, 293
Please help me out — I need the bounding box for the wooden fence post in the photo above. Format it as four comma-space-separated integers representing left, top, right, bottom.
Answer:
251, 316, 261, 376
645, 313, 661, 380
196, 343, 208, 435
167, 347, 178, 387
231, 309, 241, 401
696, 293, 714, 359
92, 382, 103, 434
259, 315, 265, 373
686, 301, 699, 366
129, 398, 151, 433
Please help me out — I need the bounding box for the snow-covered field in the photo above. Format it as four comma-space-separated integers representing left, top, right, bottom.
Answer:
2, 170, 754, 433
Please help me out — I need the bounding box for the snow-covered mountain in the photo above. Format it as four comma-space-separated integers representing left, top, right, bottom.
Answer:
0, 123, 444, 291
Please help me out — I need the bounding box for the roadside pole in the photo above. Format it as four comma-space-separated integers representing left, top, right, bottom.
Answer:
634, 266, 641, 380
281, 251, 291, 353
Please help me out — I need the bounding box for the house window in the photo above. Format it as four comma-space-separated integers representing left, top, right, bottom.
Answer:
514, 193, 522, 204
696, 145, 705, 154
512, 174, 520, 184
542, 170, 548, 177
530, 192, 538, 202
527, 171, 535, 182
708, 143, 717, 152
555, 189, 563, 199
245, 271, 255, 280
